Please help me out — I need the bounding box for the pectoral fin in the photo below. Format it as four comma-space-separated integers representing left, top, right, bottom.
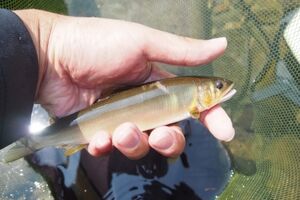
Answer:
63, 144, 87, 156
188, 97, 200, 119
189, 106, 200, 119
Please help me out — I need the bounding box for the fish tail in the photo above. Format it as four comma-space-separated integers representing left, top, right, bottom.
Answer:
0, 138, 39, 163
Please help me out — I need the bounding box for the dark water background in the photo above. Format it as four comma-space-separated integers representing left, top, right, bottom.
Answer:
78, 119, 232, 200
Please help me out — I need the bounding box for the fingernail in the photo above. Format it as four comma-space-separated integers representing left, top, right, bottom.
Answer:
114, 127, 140, 149
151, 131, 173, 150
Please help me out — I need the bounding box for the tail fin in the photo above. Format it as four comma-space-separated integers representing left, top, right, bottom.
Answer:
0, 138, 38, 163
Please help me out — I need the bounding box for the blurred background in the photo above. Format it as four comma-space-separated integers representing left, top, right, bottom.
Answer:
0, 1, 299, 199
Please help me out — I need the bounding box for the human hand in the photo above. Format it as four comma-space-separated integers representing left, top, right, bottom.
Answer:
15, 9, 234, 159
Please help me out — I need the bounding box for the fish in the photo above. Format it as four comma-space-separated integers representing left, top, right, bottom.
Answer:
0, 76, 236, 163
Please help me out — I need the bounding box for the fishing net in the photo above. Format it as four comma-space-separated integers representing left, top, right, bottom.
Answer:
1, 0, 299, 199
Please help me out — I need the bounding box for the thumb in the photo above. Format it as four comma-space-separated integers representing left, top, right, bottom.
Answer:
143, 28, 227, 66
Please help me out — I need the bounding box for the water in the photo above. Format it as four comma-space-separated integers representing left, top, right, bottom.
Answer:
94, 119, 232, 200
0, 105, 232, 199
0, 1, 233, 199
0, 158, 53, 200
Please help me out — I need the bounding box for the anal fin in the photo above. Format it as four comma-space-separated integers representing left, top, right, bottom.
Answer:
63, 144, 87, 156
188, 97, 200, 119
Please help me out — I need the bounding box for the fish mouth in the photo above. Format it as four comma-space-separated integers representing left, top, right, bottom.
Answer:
220, 84, 236, 103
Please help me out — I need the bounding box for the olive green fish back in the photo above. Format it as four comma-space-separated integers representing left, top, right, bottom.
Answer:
1, 0, 300, 199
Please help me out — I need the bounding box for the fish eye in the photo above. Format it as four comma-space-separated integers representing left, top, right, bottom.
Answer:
215, 80, 224, 89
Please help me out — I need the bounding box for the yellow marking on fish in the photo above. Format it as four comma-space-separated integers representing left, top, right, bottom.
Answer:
188, 96, 200, 119
64, 144, 87, 156
203, 94, 212, 107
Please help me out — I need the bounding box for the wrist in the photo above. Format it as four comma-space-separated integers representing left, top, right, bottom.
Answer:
13, 9, 60, 99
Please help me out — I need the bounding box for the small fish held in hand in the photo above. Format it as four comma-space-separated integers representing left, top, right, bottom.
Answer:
1, 76, 236, 162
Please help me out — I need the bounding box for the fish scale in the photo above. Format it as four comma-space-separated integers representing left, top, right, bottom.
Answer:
0, 76, 235, 163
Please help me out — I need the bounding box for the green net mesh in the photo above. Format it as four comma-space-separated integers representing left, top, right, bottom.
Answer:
1, 0, 299, 199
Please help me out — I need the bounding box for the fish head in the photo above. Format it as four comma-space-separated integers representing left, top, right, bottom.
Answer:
195, 77, 236, 111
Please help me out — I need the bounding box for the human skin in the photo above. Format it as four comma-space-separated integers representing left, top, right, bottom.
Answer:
14, 9, 234, 159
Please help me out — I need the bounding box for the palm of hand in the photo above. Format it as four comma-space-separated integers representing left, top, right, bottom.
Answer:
37, 19, 152, 117
15, 9, 234, 159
